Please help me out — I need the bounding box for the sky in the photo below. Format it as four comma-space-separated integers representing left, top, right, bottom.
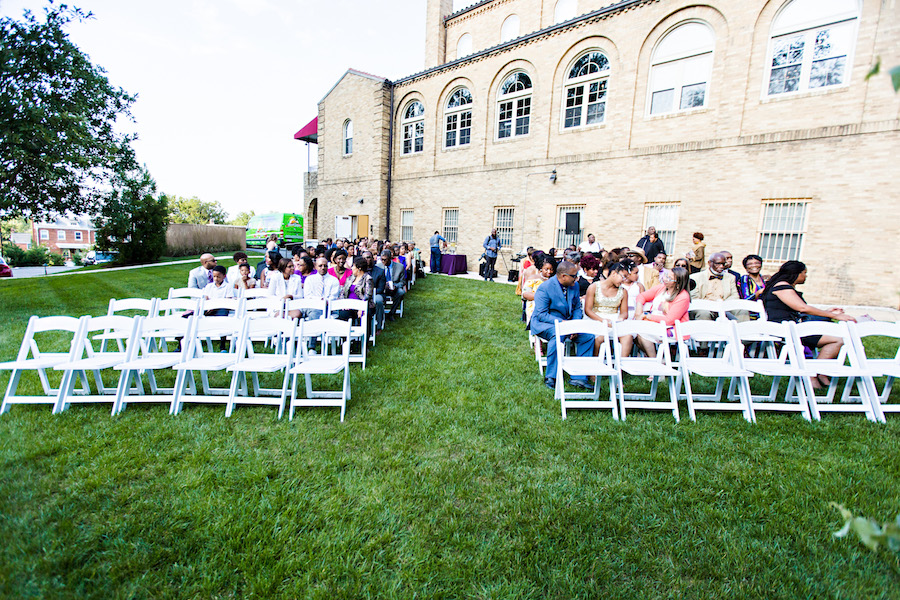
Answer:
1, 0, 475, 219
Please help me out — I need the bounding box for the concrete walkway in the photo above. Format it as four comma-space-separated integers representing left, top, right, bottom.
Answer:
1, 252, 267, 280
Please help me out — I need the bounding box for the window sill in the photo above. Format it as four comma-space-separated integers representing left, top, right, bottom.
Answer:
441, 143, 473, 153
399, 151, 426, 158
644, 106, 711, 121
759, 83, 850, 104
558, 121, 607, 134
493, 134, 531, 144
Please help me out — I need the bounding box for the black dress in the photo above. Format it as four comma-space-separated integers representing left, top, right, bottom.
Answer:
762, 282, 822, 348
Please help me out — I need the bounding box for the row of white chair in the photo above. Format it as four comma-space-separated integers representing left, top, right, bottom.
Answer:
551, 317, 899, 423
0, 314, 355, 421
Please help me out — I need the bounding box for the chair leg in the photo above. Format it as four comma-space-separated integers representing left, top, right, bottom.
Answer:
667, 376, 680, 422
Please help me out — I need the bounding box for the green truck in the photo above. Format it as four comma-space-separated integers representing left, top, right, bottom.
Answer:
246, 213, 304, 248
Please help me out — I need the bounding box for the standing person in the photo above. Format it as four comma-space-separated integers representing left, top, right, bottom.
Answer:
188, 253, 218, 289
530, 261, 594, 391
578, 234, 602, 254
483, 228, 501, 282
738, 254, 767, 301
761, 261, 856, 389
429, 231, 447, 274
636, 226, 665, 266
686, 232, 705, 274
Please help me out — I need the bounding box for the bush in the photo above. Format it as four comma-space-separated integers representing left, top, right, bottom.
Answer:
22, 247, 50, 266
1, 243, 25, 266
48, 252, 65, 266
1, 244, 53, 266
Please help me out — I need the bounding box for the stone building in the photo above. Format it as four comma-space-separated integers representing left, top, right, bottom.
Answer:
299, 0, 899, 306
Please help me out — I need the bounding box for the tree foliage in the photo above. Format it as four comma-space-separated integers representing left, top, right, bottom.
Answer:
166, 195, 228, 225
93, 167, 168, 264
1, 216, 29, 243
227, 210, 255, 226
0, 4, 139, 218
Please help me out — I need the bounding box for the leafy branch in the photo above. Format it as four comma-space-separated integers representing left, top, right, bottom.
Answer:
830, 502, 900, 554
866, 57, 900, 93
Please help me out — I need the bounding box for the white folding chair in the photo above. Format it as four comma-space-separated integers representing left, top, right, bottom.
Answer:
226, 317, 298, 418
54, 315, 139, 413
112, 315, 196, 415
157, 297, 200, 318
688, 299, 724, 319
554, 320, 618, 420
97, 298, 158, 351
720, 299, 767, 322
238, 287, 269, 300
790, 321, 882, 422
612, 320, 679, 421
734, 320, 814, 421
674, 320, 754, 422
530, 333, 548, 377
288, 318, 352, 421
326, 299, 370, 369
171, 316, 246, 415
0, 316, 87, 414
168, 287, 204, 300
245, 296, 285, 319
286, 298, 327, 320
847, 321, 900, 416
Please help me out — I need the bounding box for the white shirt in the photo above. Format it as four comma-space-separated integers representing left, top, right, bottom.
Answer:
304, 272, 341, 301
267, 273, 303, 299
203, 280, 234, 299
226, 264, 243, 284
579, 240, 602, 253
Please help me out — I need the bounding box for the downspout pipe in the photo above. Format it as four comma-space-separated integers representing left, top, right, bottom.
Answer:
385, 81, 394, 239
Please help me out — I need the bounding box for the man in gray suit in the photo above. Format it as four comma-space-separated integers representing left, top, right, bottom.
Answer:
379, 250, 405, 322
188, 253, 217, 289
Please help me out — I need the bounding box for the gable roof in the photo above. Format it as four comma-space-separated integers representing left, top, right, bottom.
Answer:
319, 68, 388, 105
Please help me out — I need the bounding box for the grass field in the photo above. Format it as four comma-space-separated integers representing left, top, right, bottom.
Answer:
0, 267, 898, 599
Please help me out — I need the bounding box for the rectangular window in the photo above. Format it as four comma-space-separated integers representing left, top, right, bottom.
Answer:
514, 97, 530, 136
74, 231, 83, 241
495, 207, 514, 248
498, 101, 513, 138
442, 208, 459, 244
40, 229, 49, 240
403, 122, 423, 154
445, 113, 458, 147
57, 230, 66, 240
400, 210, 414, 242
564, 81, 607, 128
643, 203, 680, 256
757, 199, 809, 262
458, 111, 471, 145
555, 205, 585, 248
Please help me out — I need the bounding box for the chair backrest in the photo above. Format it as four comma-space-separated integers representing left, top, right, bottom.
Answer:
613, 319, 673, 367
133, 315, 194, 358
78, 315, 138, 357
157, 297, 200, 317
245, 297, 284, 319
328, 298, 367, 316
298, 318, 351, 360
107, 297, 157, 317
168, 287, 204, 300
553, 319, 612, 377
674, 319, 743, 363
720, 299, 767, 321
188, 315, 245, 356
14, 315, 86, 362
688, 299, 723, 316
285, 298, 327, 316
237, 287, 270, 299
735, 320, 798, 364
235, 316, 297, 360
792, 320, 853, 365
202, 297, 244, 317
847, 321, 900, 368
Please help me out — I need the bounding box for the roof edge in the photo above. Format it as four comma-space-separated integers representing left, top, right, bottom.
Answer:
319, 68, 389, 105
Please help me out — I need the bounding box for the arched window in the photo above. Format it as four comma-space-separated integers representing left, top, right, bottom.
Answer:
766, 0, 859, 96
445, 88, 473, 148
648, 22, 714, 115
497, 72, 532, 139
554, 0, 577, 24
563, 51, 610, 128
343, 120, 353, 155
457, 33, 473, 58
401, 101, 425, 155
500, 15, 520, 43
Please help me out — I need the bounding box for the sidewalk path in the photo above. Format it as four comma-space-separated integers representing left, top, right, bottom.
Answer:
2, 252, 266, 280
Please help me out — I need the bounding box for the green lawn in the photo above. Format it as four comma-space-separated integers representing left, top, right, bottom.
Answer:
0, 269, 898, 599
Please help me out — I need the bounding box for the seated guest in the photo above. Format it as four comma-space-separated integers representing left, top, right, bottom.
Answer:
258, 250, 281, 289
202, 265, 234, 301
232, 262, 257, 291
379, 250, 406, 322
761, 260, 856, 389
188, 253, 217, 289
579, 233, 602, 254
625, 247, 648, 274
584, 261, 628, 355
522, 255, 556, 326
689, 252, 738, 320
673, 257, 690, 271
336, 256, 375, 321
328, 249, 351, 287
630, 267, 691, 358
225, 251, 249, 284
643, 252, 667, 289
530, 261, 594, 391
268, 258, 304, 319
738, 254, 767, 301
295, 255, 315, 288
686, 232, 705, 274
515, 247, 536, 296
722, 251, 742, 283
578, 253, 601, 298
303, 257, 341, 320
369, 251, 387, 332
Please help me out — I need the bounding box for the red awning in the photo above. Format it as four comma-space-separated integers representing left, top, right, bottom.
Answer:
294, 117, 318, 143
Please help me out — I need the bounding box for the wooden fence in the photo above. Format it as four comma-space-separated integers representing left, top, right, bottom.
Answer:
166, 224, 246, 257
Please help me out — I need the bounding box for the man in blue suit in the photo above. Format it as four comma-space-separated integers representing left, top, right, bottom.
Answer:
529, 261, 594, 390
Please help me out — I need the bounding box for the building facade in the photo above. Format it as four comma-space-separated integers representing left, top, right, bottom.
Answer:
32, 216, 96, 257
302, 0, 899, 307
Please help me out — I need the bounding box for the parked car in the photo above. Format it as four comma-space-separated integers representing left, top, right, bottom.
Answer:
0, 255, 12, 277
83, 250, 118, 265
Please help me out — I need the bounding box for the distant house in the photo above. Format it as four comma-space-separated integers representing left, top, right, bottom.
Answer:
9, 232, 31, 250
32, 216, 95, 258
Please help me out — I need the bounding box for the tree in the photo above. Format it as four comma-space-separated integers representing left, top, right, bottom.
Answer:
227, 210, 255, 226
93, 167, 168, 264
0, 4, 138, 218
166, 195, 228, 224
1, 216, 28, 243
